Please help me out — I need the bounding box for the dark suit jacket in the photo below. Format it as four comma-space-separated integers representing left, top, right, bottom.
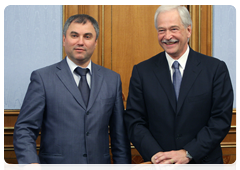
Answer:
124, 48, 233, 164
13, 58, 131, 164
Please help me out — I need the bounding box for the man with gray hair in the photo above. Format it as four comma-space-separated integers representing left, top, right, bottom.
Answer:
14, 14, 131, 164
125, 5, 233, 164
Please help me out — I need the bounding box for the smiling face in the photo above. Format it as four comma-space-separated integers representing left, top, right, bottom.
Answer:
156, 9, 191, 59
63, 20, 97, 67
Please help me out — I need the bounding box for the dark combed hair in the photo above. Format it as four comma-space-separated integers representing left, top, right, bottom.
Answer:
63, 14, 99, 40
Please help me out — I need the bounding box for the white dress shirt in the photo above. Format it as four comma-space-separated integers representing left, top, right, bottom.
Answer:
66, 57, 92, 88
165, 46, 190, 82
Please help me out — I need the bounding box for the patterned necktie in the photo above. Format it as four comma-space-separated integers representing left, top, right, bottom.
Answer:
75, 67, 90, 107
172, 61, 182, 100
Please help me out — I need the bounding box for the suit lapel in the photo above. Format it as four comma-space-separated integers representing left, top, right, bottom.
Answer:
56, 58, 86, 109
153, 53, 177, 112
87, 62, 104, 110
177, 49, 202, 113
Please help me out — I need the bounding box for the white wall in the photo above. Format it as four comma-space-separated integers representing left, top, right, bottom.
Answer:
213, 5, 236, 108
4, 5, 63, 109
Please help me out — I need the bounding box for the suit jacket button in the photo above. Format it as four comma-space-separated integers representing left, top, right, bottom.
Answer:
86, 111, 90, 115
83, 154, 87, 157
86, 132, 89, 136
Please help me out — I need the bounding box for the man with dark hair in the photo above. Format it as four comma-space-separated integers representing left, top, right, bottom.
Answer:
13, 14, 131, 164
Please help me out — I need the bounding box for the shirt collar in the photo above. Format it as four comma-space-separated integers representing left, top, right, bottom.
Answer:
66, 57, 92, 75
165, 45, 189, 70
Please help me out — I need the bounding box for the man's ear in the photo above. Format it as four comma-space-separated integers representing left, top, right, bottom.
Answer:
187, 25, 192, 38
63, 35, 66, 46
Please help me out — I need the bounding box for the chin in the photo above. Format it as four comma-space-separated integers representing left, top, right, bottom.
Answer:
165, 49, 177, 55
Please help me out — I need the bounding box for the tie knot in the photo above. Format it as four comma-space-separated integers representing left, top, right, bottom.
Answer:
172, 61, 180, 69
75, 67, 89, 76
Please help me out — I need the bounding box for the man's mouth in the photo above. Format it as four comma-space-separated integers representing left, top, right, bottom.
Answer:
74, 48, 86, 52
162, 39, 179, 45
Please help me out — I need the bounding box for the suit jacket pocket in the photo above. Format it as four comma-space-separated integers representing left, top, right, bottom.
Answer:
101, 97, 115, 105
39, 153, 64, 164
188, 92, 209, 103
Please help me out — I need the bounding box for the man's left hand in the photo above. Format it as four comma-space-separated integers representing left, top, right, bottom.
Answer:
152, 149, 191, 164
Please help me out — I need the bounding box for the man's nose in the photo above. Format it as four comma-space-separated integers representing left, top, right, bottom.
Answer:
77, 36, 84, 45
165, 30, 172, 40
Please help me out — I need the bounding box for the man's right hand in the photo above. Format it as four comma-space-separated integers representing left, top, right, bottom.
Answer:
23, 163, 42, 170
151, 152, 164, 164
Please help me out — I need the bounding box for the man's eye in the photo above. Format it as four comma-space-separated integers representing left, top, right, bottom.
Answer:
171, 28, 179, 32
158, 29, 165, 33
84, 34, 92, 39
71, 34, 78, 38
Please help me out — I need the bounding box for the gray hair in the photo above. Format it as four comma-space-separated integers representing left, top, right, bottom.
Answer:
154, 5, 192, 30
63, 14, 99, 40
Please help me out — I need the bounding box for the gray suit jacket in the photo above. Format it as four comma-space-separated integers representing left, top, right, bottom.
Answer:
13, 58, 131, 164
